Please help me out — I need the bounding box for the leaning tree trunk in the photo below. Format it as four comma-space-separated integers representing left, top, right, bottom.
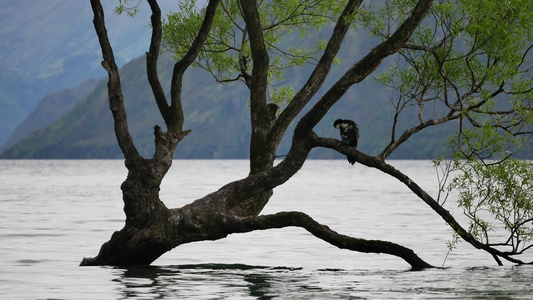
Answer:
82, 0, 435, 269
80, 125, 191, 266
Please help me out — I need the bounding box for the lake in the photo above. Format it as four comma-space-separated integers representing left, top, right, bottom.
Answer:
1, 159, 532, 299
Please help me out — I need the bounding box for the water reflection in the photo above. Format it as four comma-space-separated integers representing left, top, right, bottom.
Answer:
111, 264, 533, 299
114, 264, 345, 299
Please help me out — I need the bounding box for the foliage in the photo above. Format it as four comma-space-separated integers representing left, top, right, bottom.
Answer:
449, 159, 533, 256
368, 0, 533, 262
372, 0, 533, 159
161, 0, 347, 105
114, 0, 142, 17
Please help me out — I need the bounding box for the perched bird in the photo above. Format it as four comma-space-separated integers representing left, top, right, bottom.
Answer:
333, 119, 359, 165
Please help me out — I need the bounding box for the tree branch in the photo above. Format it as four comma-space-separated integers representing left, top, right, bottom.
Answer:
295, 0, 434, 134
379, 114, 461, 159
269, 0, 363, 149
168, 0, 221, 132
221, 211, 434, 269
193, 0, 434, 214
146, 0, 171, 127
239, 0, 274, 175
312, 135, 528, 265
240, 0, 269, 117
90, 0, 140, 161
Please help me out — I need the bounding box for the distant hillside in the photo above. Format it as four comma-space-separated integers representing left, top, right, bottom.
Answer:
3, 2, 529, 160
0, 78, 100, 153
1, 51, 465, 159
0, 0, 176, 146
0, 59, 46, 150
0, 0, 177, 86
1, 54, 252, 159
3, 1, 459, 159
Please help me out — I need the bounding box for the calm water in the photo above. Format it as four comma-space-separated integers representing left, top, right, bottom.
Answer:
1, 159, 532, 299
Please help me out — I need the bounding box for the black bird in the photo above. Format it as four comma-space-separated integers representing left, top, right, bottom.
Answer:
333, 119, 359, 165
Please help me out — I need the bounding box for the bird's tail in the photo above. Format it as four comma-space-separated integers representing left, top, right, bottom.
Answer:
347, 155, 356, 165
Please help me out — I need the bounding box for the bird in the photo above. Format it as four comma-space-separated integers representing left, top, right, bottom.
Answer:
333, 119, 359, 165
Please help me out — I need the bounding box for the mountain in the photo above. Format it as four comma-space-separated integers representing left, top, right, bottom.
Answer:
2, 2, 529, 160
0, 78, 100, 153
0, 0, 176, 146
0, 59, 46, 149
0, 54, 252, 159
0, 51, 461, 159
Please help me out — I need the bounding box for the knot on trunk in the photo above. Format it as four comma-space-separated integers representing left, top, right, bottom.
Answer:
154, 126, 191, 144
153, 126, 192, 159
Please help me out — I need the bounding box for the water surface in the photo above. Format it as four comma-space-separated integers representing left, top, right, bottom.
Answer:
1, 160, 532, 299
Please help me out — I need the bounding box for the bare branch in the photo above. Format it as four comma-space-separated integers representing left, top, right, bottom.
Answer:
312, 136, 528, 265
90, 0, 140, 161
295, 0, 434, 134
169, 0, 222, 132
268, 0, 364, 146
221, 211, 434, 269
146, 0, 171, 126
380, 114, 461, 159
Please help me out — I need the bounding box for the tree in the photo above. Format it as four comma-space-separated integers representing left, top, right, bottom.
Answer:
367, 0, 533, 265
81, 0, 532, 268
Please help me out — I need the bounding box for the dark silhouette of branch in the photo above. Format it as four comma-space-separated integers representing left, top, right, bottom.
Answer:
269, 0, 363, 148
312, 136, 529, 265
169, 0, 221, 132
294, 0, 434, 134
145, 0, 170, 126
90, 0, 140, 161
221, 211, 434, 269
